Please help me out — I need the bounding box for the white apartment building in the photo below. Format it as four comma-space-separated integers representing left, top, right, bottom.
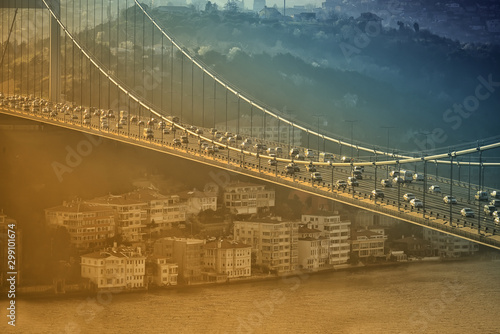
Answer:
45, 202, 115, 249
81, 245, 146, 289
351, 229, 387, 259
85, 195, 148, 242
85, 188, 188, 241
423, 229, 479, 258
178, 189, 217, 215
224, 182, 275, 215
233, 218, 299, 274
302, 212, 351, 265
204, 239, 252, 279
123, 188, 187, 233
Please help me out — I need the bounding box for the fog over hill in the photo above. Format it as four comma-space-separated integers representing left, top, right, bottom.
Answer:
149, 6, 500, 154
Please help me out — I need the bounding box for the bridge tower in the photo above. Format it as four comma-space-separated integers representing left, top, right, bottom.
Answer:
1, 0, 60, 102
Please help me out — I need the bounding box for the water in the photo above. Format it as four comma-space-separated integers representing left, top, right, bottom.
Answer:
2, 260, 500, 334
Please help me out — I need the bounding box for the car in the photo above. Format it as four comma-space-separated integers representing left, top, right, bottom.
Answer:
347, 177, 358, 187
490, 199, 500, 207
429, 185, 442, 194
115, 123, 123, 129
268, 159, 278, 166
138, 120, 145, 126
286, 163, 300, 172
254, 143, 265, 152
371, 189, 384, 199
295, 153, 305, 161
352, 170, 363, 180
403, 193, 416, 202
196, 129, 204, 135
336, 180, 347, 189
275, 147, 283, 155
410, 198, 423, 208
311, 172, 322, 182
306, 164, 316, 172
306, 149, 315, 159
163, 128, 170, 135
341, 156, 352, 163
353, 166, 364, 173
380, 179, 392, 187
443, 196, 457, 204
83, 119, 91, 125
181, 136, 189, 144
491, 190, 500, 199
266, 147, 276, 155
130, 116, 138, 123
289, 148, 300, 157
240, 141, 251, 149
495, 217, 500, 226
389, 170, 399, 177
284, 166, 296, 175
71, 114, 79, 120
484, 205, 496, 215
210, 128, 217, 134
461, 208, 475, 218
413, 173, 424, 181
173, 138, 182, 146
393, 176, 405, 184
475, 191, 489, 201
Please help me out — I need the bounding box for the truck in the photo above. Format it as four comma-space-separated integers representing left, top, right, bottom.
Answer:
399, 170, 414, 183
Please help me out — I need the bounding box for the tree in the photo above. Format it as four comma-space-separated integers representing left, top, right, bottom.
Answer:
205, 1, 218, 13
224, 0, 239, 13
413, 22, 420, 33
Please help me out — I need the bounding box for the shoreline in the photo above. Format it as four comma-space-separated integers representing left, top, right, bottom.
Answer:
2, 255, 490, 301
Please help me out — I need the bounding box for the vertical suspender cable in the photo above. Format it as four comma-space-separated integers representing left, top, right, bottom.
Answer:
72, 0, 75, 104
201, 71, 204, 128
213, 79, 216, 129
20, 7, 23, 95
151, 15, 154, 107
160, 34, 164, 112
180, 53, 183, 122
142, 4, 145, 101
170, 41, 173, 115
191, 61, 193, 125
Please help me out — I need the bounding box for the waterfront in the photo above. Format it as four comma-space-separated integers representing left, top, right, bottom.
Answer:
2, 260, 500, 334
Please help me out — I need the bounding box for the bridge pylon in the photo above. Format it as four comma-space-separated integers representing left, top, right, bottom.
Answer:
1, 0, 60, 102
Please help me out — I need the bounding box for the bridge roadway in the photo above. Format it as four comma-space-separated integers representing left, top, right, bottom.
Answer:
1, 98, 500, 250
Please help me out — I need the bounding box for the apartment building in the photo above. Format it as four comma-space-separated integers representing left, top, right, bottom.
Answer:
224, 182, 275, 215
45, 201, 115, 249
81, 245, 146, 289
233, 218, 299, 274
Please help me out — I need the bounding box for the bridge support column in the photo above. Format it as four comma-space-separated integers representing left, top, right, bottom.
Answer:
49, 11, 60, 103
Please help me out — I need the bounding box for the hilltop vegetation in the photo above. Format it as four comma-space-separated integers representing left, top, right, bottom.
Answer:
147, 5, 500, 152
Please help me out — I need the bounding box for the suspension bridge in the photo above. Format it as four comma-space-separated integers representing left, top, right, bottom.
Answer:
1, 0, 500, 250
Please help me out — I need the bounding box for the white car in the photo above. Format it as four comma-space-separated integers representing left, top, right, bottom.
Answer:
311, 172, 322, 182
429, 185, 442, 193
410, 198, 423, 208
461, 208, 474, 218
403, 193, 416, 202
443, 196, 457, 204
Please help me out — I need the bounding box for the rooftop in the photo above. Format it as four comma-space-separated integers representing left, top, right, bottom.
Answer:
205, 240, 251, 249
46, 202, 114, 213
